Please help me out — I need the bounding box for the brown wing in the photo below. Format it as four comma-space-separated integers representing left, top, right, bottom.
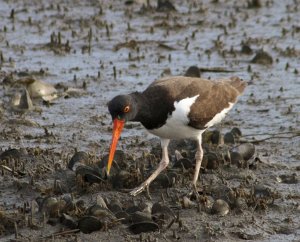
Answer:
188, 76, 246, 129
143, 76, 246, 129
146, 76, 215, 100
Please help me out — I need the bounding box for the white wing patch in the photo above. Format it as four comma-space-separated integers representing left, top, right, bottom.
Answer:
205, 102, 234, 128
148, 95, 202, 139
173, 95, 199, 124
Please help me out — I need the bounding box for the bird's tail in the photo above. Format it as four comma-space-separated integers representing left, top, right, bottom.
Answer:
229, 76, 247, 94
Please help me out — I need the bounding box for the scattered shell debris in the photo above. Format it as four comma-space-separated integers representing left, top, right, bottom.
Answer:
0, 0, 299, 241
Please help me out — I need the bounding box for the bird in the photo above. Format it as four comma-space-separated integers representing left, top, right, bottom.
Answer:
107, 76, 246, 196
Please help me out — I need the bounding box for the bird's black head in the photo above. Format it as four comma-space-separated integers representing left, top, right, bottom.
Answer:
108, 94, 138, 122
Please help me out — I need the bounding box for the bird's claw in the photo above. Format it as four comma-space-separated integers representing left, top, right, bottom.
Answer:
187, 183, 201, 201
130, 182, 148, 196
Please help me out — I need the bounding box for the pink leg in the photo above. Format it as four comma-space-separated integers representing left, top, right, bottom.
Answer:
192, 135, 203, 186
130, 139, 170, 196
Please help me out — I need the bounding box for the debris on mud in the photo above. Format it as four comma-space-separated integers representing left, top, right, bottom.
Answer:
0, 0, 299, 241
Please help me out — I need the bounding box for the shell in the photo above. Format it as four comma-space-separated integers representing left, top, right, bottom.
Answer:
125, 205, 141, 215
67, 151, 89, 171
182, 196, 196, 209
151, 202, 175, 221
96, 195, 108, 209
111, 170, 133, 188
173, 158, 193, 169
230, 127, 242, 138
277, 173, 298, 184
229, 151, 244, 167
61, 213, 78, 229
211, 129, 223, 145
87, 205, 115, 223
224, 132, 235, 144
21, 77, 58, 101
211, 199, 230, 216
100, 150, 126, 169
203, 152, 219, 170
233, 197, 248, 212
115, 211, 130, 224
40, 197, 66, 218
128, 221, 159, 234
75, 164, 103, 184
78, 216, 103, 234
129, 211, 152, 224
253, 185, 271, 198
107, 202, 123, 215
0, 148, 27, 162
11, 88, 33, 111
151, 173, 171, 188
232, 143, 255, 161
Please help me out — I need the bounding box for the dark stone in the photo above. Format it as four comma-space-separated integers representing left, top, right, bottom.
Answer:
184, 66, 201, 77
156, 0, 176, 12
128, 221, 159, 234
251, 50, 273, 65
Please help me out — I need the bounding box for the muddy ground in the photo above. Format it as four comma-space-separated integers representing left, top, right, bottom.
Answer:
0, 0, 299, 241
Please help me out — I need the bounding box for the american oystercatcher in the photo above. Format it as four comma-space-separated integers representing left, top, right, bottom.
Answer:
107, 76, 246, 196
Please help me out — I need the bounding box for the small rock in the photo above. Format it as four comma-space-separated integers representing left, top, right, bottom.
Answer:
241, 44, 253, 55
251, 50, 273, 65
248, 0, 262, 8
156, 0, 176, 12
224, 132, 235, 144
184, 66, 201, 77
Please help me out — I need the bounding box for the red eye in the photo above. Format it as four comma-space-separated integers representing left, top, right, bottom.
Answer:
123, 105, 130, 113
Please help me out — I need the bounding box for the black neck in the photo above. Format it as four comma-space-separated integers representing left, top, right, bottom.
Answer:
129, 92, 150, 122
129, 91, 172, 130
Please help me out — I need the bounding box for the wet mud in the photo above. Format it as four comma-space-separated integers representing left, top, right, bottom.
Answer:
0, 0, 299, 241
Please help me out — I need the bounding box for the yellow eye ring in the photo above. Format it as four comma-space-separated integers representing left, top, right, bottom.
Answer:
123, 105, 130, 113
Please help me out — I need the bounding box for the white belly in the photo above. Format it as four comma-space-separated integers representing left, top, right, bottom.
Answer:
148, 122, 205, 139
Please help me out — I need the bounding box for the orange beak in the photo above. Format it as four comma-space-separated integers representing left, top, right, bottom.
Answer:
107, 118, 125, 175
